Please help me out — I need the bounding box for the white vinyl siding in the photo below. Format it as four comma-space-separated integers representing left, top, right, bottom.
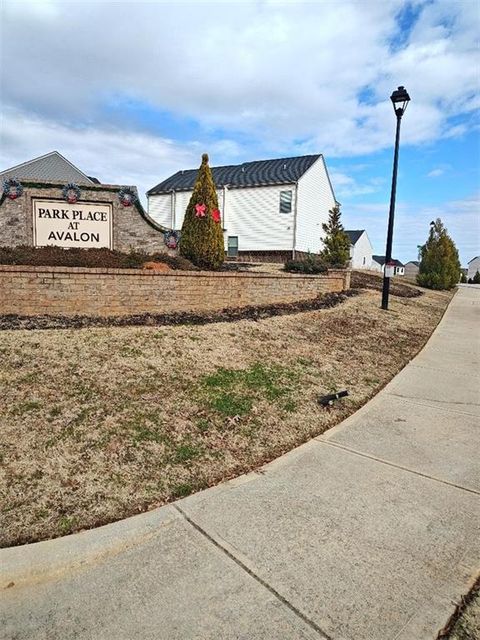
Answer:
295, 156, 336, 254
148, 194, 172, 228
349, 232, 373, 269
467, 256, 480, 279
150, 185, 294, 252
149, 190, 224, 231
226, 185, 294, 251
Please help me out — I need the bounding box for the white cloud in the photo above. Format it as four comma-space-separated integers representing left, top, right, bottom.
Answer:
0, 0, 478, 157
0, 107, 244, 202
427, 168, 444, 178
330, 171, 382, 198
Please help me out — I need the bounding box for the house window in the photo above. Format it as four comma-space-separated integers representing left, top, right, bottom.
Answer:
363, 257, 366, 265
279, 190, 293, 213
227, 236, 238, 258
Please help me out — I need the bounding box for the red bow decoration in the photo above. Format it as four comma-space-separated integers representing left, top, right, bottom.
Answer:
195, 203, 206, 217
211, 209, 221, 223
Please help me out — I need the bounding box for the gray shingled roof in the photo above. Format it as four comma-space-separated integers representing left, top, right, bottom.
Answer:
147, 154, 322, 195
372, 255, 404, 267
344, 229, 365, 245
0, 151, 97, 185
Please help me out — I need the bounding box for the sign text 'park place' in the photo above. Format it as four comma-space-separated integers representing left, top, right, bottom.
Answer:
33, 200, 113, 249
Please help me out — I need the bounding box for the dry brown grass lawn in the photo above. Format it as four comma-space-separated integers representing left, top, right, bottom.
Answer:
0, 286, 453, 547
444, 584, 480, 640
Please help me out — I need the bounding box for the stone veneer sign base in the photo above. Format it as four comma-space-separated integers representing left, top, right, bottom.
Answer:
0, 179, 167, 253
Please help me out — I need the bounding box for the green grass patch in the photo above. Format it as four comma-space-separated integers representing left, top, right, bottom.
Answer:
171, 442, 202, 464
171, 482, 194, 498
11, 400, 41, 415
200, 362, 297, 418
58, 515, 77, 535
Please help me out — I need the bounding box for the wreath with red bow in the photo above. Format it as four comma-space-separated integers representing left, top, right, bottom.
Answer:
62, 183, 81, 204
2, 178, 24, 200
118, 187, 137, 207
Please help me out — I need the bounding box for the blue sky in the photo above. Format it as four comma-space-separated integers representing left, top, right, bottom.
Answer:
1, 0, 478, 264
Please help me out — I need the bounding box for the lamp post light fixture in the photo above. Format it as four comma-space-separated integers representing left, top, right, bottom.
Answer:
381, 85, 411, 310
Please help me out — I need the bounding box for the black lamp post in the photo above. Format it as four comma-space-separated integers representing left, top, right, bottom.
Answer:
381, 85, 411, 310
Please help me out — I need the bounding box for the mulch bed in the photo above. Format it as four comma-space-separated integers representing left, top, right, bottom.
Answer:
351, 271, 423, 298
0, 290, 360, 331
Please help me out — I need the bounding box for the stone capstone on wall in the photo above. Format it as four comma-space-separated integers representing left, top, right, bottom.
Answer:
0, 180, 167, 253
0, 265, 350, 317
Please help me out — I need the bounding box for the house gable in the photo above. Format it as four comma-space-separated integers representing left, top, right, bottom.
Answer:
345, 230, 373, 269
0, 151, 97, 185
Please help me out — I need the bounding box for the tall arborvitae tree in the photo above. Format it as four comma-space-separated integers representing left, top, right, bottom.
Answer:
417, 218, 461, 290
180, 154, 224, 270
320, 205, 351, 267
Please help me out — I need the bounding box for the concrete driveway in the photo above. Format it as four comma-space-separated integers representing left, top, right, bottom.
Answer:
1, 286, 479, 640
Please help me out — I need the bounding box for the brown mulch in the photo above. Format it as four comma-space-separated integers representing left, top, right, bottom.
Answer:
0, 290, 359, 331
351, 270, 422, 298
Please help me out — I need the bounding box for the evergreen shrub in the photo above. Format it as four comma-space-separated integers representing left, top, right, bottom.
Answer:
180, 154, 224, 270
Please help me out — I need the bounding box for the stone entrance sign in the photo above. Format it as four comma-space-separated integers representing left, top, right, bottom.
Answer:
0, 180, 170, 253
33, 199, 113, 249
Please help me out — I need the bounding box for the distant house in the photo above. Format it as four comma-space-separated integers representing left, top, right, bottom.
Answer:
0, 151, 99, 185
371, 255, 405, 276
345, 230, 372, 269
147, 154, 337, 261
467, 256, 480, 280
404, 260, 420, 279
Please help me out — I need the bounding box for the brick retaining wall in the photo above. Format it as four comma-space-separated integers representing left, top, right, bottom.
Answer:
0, 265, 350, 317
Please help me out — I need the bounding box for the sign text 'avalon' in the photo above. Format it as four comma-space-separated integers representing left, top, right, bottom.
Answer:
33, 200, 113, 249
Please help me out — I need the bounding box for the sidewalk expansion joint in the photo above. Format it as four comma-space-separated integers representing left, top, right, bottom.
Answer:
173, 504, 333, 640
316, 441, 480, 496
408, 363, 476, 379
385, 393, 480, 418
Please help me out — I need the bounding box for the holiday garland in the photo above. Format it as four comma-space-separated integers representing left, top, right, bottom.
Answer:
0, 179, 168, 234
2, 178, 24, 200
62, 183, 81, 203
118, 186, 137, 207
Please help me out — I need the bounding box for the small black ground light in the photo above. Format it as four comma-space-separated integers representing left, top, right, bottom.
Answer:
318, 390, 349, 407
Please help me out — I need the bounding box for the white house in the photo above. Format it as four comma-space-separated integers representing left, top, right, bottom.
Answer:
371, 255, 405, 276
147, 154, 337, 260
345, 230, 372, 269
467, 256, 480, 280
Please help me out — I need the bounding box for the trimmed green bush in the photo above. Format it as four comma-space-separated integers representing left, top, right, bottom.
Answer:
473, 270, 480, 284
284, 253, 328, 274
180, 154, 224, 270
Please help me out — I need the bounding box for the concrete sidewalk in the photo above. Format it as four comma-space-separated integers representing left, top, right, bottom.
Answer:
2, 287, 479, 640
